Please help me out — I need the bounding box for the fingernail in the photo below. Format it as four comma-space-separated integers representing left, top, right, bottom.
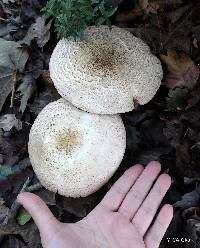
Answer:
16, 193, 24, 204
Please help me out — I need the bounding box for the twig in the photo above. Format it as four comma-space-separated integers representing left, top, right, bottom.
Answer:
2, 177, 30, 225
27, 183, 42, 192
10, 71, 17, 108
9, 177, 30, 219
19, 177, 30, 192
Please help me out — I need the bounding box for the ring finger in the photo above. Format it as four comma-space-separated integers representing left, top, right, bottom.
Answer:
118, 161, 161, 220
132, 173, 171, 235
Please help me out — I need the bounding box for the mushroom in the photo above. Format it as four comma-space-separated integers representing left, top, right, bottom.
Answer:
50, 25, 163, 114
28, 98, 126, 198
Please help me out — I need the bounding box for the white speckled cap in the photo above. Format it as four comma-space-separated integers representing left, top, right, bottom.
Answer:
49, 25, 163, 114
28, 98, 126, 197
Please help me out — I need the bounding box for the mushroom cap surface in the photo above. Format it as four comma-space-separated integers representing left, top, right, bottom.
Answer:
28, 98, 126, 197
50, 25, 163, 114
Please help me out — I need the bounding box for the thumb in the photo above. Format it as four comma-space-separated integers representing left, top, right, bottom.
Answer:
17, 192, 61, 239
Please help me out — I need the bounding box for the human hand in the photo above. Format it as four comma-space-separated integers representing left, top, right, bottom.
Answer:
17, 161, 173, 248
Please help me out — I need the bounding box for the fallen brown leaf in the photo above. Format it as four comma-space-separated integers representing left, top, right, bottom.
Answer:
17, 75, 36, 114
0, 38, 29, 112
168, 5, 191, 24
193, 38, 198, 48
42, 70, 54, 86
166, 88, 188, 110
115, 5, 142, 22
139, 0, 183, 14
139, 0, 160, 14
29, 88, 60, 115
160, 49, 199, 89
0, 114, 22, 132
22, 17, 52, 48
173, 186, 200, 209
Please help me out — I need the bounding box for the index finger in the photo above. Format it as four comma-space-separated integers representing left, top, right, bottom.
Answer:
99, 164, 144, 211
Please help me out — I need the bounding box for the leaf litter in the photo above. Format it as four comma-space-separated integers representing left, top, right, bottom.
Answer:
0, 0, 200, 247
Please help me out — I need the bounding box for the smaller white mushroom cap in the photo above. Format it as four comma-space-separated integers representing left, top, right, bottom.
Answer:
50, 25, 163, 114
28, 99, 126, 197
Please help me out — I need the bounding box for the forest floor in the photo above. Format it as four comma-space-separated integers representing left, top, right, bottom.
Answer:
0, 0, 200, 247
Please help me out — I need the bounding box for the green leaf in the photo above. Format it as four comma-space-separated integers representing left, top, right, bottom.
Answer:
98, 1, 106, 15
17, 207, 32, 225
95, 16, 106, 25
0, 166, 12, 177
104, 6, 118, 17
91, 0, 100, 4
106, 19, 112, 28
43, 0, 118, 39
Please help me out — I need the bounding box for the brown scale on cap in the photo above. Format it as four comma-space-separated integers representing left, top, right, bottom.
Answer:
92, 49, 115, 71
89, 45, 122, 74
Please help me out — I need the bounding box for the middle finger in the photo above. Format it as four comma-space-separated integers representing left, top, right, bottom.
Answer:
118, 161, 161, 220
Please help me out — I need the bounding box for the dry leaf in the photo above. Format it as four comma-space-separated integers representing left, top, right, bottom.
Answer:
160, 49, 199, 89
42, 70, 54, 86
193, 38, 198, 48
17, 75, 36, 114
166, 88, 188, 110
22, 17, 52, 48
139, 0, 183, 14
0, 38, 29, 112
115, 5, 142, 22
0, 114, 22, 131
139, 0, 160, 14
29, 89, 60, 115
173, 186, 200, 209
2, 0, 15, 4
168, 5, 191, 24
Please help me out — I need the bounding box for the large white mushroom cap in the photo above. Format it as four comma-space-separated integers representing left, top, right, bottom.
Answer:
28, 99, 126, 197
50, 25, 163, 114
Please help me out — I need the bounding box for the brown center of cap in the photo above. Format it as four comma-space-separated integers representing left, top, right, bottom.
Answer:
56, 129, 81, 154
88, 44, 124, 74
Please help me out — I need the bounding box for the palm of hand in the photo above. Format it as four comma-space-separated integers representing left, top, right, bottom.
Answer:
17, 162, 173, 248
47, 206, 145, 248
75, 206, 145, 248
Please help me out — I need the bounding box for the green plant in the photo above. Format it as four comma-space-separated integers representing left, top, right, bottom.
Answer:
17, 207, 32, 225
43, 0, 118, 39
